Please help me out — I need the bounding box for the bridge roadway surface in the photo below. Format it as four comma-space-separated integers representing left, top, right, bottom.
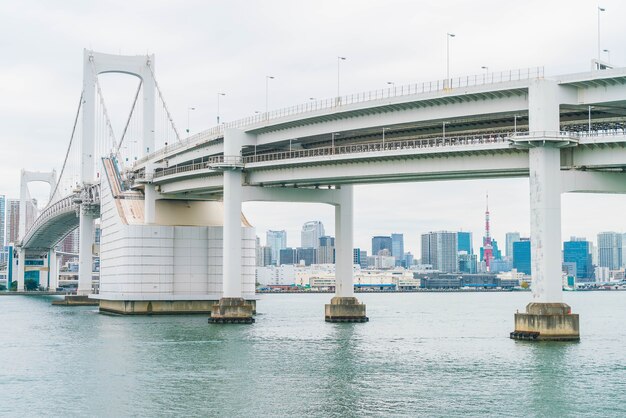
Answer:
20, 66, 626, 253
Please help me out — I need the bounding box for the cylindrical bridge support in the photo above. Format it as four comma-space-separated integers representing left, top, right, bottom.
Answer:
17, 248, 25, 292
77, 211, 95, 296
325, 185, 368, 323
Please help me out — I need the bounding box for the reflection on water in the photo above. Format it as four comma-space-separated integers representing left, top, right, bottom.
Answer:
0, 292, 625, 417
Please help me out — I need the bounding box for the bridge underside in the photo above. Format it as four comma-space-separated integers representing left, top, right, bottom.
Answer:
23, 211, 79, 255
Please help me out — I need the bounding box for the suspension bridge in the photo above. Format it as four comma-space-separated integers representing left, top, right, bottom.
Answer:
8, 50, 626, 338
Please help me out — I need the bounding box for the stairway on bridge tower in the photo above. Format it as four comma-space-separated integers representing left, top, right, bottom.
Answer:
94, 157, 256, 315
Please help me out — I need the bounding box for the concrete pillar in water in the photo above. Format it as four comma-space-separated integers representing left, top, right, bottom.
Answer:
511, 78, 579, 341
17, 248, 25, 292
208, 128, 254, 324
325, 185, 368, 323
77, 211, 94, 296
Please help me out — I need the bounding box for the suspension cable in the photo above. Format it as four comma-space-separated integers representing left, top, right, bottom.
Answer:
146, 56, 182, 142
49, 90, 83, 203
116, 79, 143, 156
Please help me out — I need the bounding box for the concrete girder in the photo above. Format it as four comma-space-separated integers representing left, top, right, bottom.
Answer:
561, 171, 626, 194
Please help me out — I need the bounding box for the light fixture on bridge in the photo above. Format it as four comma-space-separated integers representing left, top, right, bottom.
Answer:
337, 57, 347, 98
603, 49, 611, 63
597, 6, 606, 61
186, 106, 196, 135
217, 93, 226, 125
446, 33, 456, 87
265, 76, 275, 115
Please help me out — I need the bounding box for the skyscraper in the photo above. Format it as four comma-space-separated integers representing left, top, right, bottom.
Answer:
513, 239, 531, 275
563, 237, 593, 279
597, 232, 623, 270
505, 232, 521, 258
391, 233, 404, 266
317, 236, 335, 264
0, 195, 5, 248
301, 221, 325, 249
6, 199, 20, 244
457, 231, 473, 255
421, 231, 458, 273
266, 230, 287, 265
372, 236, 392, 256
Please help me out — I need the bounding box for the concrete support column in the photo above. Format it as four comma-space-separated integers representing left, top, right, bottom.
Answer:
78, 211, 95, 296
334, 185, 354, 298
144, 162, 157, 224
325, 185, 368, 323
222, 168, 243, 299
48, 250, 59, 291
529, 145, 562, 303
511, 78, 579, 341
17, 248, 25, 292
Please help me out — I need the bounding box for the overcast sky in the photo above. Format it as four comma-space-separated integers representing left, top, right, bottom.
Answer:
1, 0, 625, 255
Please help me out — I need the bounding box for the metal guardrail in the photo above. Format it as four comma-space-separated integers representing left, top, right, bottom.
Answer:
151, 132, 516, 180
135, 66, 544, 166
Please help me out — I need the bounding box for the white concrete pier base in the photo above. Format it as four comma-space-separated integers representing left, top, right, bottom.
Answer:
16, 248, 25, 291
325, 185, 368, 323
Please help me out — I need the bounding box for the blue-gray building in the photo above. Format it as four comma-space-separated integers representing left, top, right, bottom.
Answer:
513, 239, 531, 275
372, 236, 392, 256
563, 239, 593, 279
391, 233, 404, 266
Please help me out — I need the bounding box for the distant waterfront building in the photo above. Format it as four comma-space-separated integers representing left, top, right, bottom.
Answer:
512, 239, 531, 275
404, 252, 414, 268
6, 198, 20, 244
372, 236, 392, 256
359, 250, 368, 269
458, 251, 477, 274
0, 195, 5, 248
421, 231, 458, 273
505, 232, 521, 258
266, 230, 287, 265
301, 221, 325, 249
597, 232, 622, 270
279, 248, 297, 265
490, 257, 512, 273
457, 231, 473, 255
563, 237, 593, 279
353, 248, 361, 266
296, 247, 317, 266
317, 236, 335, 264
391, 233, 404, 266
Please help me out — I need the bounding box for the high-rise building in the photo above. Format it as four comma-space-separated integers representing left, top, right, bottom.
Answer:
404, 252, 414, 267
353, 248, 361, 266
317, 236, 335, 264
279, 248, 297, 265
372, 236, 392, 256
0, 195, 5, 248
505, 232, 521, 258
457, 231, 473, 255
513, 239, 531, 275
359, 250, 368, 269
597, 232, 623, 270
296, 247, 316, 266
266, 230, 287, 265
491, 239, 502, 260
301, 221, 325, 249
6, 199, 20, 244
421, 231, 458, 273
458, 251, 478, 274
391, 233, 404, 260
563, 237, 593, 279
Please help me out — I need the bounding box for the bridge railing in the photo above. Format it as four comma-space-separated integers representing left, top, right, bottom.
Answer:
135, 66, 544, 167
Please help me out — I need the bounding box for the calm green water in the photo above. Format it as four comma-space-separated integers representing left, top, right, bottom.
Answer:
1, 292, 625, 417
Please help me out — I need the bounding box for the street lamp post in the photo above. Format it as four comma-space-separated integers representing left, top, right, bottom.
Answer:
588, 106, 593, 132
514, 115, 521, 134
598, 6, 606, 61
481, 66, 488, 82
443, 122, 449, 140
446, 33, 456, 87
216, 93, 225, 124
337, 57, 346, 98
265, 75, 275, 115
382, 127, 387, 148
603, 49, 611, 63
186, 106, 196, 135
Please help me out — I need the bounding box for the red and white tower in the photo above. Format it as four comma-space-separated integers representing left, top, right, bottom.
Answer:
483, 193, 493, 271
